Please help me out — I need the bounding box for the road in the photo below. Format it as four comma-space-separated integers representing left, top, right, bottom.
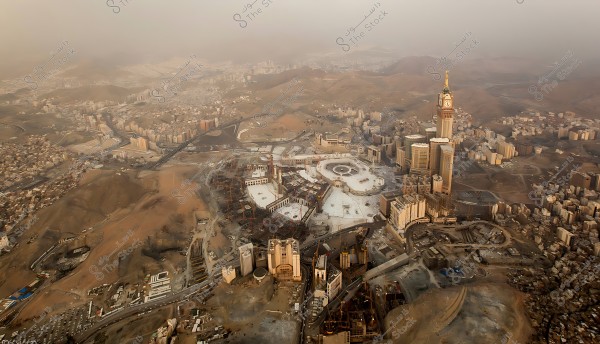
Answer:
243, 130, 308, 145
1, 176, 49, 193
298, 265, 311, 344
148, 112, 277, 170
76, 214, 377, 343
76, 138, 380, 342
101, 113, 130, 143
148, 109, 322, 170
74, 277, 219, 344
300, 220, 385, 251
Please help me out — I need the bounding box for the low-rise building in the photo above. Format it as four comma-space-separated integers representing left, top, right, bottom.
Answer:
221, 266, 237, 284
0, 233, 9, 251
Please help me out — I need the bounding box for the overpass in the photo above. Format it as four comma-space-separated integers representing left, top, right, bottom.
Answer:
300, 220, 384, 250
363, 253, 411, 281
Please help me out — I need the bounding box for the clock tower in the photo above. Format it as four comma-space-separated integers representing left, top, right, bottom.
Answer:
436, 71, 454, 139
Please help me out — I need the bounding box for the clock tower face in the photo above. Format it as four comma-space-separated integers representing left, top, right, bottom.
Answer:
438, 71, 453, 109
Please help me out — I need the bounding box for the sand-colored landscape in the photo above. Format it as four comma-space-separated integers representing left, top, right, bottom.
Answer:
2, 165, 209, 323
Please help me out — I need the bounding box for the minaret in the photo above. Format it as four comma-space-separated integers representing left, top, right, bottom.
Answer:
436, 71, 454, 140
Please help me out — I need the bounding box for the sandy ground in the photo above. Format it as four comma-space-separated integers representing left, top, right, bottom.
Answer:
206, 276, 302, 344
384, 282, 532, 344
1, 164, 209, 325
453, 149, 596, 206
238, 112, 309, 142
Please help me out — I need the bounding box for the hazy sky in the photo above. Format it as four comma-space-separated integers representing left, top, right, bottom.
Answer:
1, 0, 599, 74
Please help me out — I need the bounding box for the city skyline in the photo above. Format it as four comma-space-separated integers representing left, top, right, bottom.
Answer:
0, 2, 599, 344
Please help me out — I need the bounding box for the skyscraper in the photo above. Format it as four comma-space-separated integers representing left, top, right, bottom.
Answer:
404, 134, 427, 163
429, 137, 450, 175
239, 243, 254, 277
437, 71, 454, 140
439, 144, 455, 194
396, 146, 406, 171
431, 71, 456, 195
411, 143, 430, 174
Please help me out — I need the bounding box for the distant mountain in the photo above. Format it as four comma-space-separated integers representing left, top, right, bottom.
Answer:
7, 55, 599, 121
379, 56, 439, 75
281, 55, 600, 121
60, 59, 134, 81
41, 85, 142, 102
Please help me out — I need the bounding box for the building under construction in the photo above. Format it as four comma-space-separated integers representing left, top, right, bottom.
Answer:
319, 282, 382, 343
244, 161, 330, 223
338, 240, 369, 283
209, 158, 245, 216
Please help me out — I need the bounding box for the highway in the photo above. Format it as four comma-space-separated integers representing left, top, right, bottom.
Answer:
148, 109, 323, 170
101, 112, 130, 143
148, 112, 277, 170
298, 265, 312, 344
75, 123, 382, 342
74, 277, 219, 344
72, 216, 363, 343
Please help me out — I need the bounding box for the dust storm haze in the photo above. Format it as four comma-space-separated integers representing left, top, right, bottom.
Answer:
1, 0, 599, 76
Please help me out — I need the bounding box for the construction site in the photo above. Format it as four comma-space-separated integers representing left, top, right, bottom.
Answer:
320, 282, 382, 343
205, 153, 385, 253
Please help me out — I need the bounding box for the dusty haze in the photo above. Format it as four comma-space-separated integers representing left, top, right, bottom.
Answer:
1, 0, 599, 77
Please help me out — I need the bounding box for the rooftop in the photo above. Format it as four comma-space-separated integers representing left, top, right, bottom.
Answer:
406, 134, 426, 139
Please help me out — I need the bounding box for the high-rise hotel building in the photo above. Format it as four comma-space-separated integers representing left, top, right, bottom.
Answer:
439, 144, 455, 194
434, 71, 455, 194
